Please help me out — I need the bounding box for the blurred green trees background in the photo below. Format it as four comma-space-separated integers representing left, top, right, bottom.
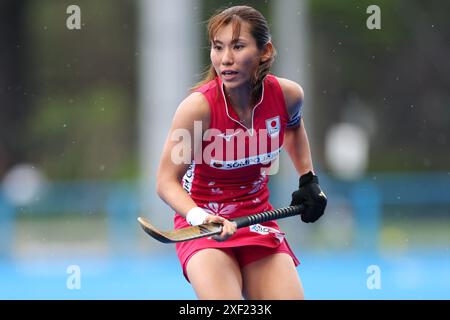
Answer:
1, 0, 449, 181
1, 0, 137, 179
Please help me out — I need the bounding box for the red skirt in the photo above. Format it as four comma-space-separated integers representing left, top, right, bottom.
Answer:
174, 206, 300, 281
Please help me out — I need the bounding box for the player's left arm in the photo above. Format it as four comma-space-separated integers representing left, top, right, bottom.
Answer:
278, 77, 327, 223
277, 78, 312, 176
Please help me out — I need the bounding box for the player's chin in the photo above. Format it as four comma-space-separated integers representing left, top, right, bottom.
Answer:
221, 76, 248, 89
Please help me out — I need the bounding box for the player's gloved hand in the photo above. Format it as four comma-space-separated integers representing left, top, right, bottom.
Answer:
290, 171, 327, 223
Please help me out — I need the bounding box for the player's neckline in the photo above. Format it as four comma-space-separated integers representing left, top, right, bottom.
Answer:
220, 80, 265, 135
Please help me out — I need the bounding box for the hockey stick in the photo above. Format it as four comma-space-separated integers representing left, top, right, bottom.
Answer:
137, 204, 305, 243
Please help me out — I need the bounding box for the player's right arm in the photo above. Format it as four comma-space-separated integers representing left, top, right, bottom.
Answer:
156, 92, 236, 239
156, 92, 209, 217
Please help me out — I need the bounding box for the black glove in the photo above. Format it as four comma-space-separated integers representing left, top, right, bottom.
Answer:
290, 171, 327, 223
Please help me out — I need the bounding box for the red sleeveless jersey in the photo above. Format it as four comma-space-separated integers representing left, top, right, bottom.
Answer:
175, 75, 299, 261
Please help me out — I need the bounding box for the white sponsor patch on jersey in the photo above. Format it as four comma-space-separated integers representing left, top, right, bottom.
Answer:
265, 116, 281, 138
182, 162, 195, 194
210, 147, 282, 170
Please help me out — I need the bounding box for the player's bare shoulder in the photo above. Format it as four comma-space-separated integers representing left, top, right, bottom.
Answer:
172, 91, 211, 129
276, 77, 304, 118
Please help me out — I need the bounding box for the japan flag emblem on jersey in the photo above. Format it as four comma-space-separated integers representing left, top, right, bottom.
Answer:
265, 116, 280, 138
